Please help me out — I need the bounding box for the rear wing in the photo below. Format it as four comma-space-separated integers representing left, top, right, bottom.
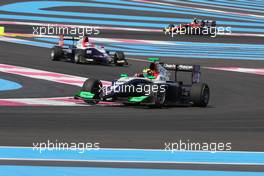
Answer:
162, 63, 201, 83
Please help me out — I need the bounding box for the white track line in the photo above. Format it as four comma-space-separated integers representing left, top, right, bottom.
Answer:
0, 63, 113, 106
206, 67, 264, 76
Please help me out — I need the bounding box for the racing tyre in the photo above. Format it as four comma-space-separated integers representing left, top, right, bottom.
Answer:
167, 24, 175, 32
74, 50, 85, 64
114, 51, 127, 66
150, 87, 166, 108
81, 78, 102, 104
191, 83, 210, 107
168, 24, 175, 28
211, 21, 216, 27
51, 46, 64, 61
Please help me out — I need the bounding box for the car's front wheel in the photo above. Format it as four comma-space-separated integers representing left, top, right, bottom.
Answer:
74, 50, 86, 64
150, 86, 166, 108
51, 46, 64, 61
81, 78, 102, 104
74, 50, 81, 64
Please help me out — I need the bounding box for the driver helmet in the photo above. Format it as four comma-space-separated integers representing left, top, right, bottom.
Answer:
82, 35, 91, 47
83, 35, 89, 43
142, 63, 158, 79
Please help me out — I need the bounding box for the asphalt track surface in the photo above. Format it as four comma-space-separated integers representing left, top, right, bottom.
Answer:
0, 0, 264, 174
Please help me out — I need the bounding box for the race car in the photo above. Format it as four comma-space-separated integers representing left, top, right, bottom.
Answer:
164, 18, 216, 35
51, 35, 128, 66
75, 58, 210, 108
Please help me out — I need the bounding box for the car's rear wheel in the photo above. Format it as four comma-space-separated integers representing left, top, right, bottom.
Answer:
114, 51, 127, 66
211, 21, 216, 27
51, 46, 64, 61
191, 83, 210, 107
168, 24, 175, 28
168, 24, 175, 32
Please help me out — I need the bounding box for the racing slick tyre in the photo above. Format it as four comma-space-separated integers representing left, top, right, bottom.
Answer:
74, 50, 86, 64
191, 83, 210, 107
114, 51, 127, 66
81, 78, 102, 104
51, 46, 64, 61
209, 21, 217, 36
149, 87, 166, 108
211, 21, 216, 27
168, 24, 175, 29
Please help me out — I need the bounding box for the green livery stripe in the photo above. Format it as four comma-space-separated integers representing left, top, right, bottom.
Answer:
129, 96, 148, 102
77, 91, 95, 99
148, 57, 160, 62
147, 75, 156, 79
120, 74, 128, 78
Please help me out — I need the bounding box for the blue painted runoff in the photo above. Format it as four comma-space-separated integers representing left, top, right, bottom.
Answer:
0, 79, 22, 91
0, 166, 264, 176
0, 147, 264, 165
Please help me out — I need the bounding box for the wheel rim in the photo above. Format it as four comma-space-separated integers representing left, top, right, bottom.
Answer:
157, 92, 165, 105
75, 54, 79, 63
51, 50, 55, 59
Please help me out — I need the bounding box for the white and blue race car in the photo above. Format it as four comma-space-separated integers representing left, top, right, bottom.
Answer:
51, 36, 128, 66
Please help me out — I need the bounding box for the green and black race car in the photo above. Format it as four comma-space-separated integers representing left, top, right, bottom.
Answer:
75, 58, 210, 108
